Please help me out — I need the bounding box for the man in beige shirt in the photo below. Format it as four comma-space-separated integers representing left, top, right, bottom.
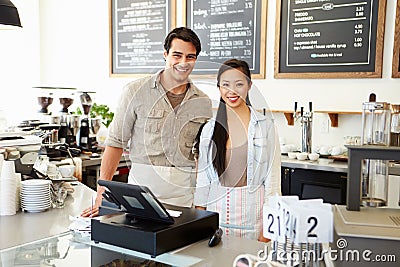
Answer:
81, 27, 212, 217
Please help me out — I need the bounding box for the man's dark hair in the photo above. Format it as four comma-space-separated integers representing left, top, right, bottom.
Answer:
163, 27, 201, 56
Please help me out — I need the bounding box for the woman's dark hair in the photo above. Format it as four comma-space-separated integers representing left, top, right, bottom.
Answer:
164, 27, 201, 56
212, 59, 252, 177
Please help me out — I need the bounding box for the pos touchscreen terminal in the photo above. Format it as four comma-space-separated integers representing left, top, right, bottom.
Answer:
97, 179, 174, 224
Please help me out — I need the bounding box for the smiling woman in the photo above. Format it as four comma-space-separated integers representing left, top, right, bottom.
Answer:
194, 59, 281, 242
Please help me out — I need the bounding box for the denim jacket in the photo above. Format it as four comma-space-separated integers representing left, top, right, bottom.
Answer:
194, 106, 282, 207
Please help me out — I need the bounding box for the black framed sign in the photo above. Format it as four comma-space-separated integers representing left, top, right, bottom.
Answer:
109, 0, 176, 76
392, 0, 400, 78
184, 0, 267, 78
275, 0, 386, 78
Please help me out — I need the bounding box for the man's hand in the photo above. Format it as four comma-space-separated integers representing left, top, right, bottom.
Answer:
80, 187, 105, 217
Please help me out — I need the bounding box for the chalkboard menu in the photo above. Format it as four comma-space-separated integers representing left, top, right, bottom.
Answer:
185, 0, 267, 78
275, 0, 386, 78
109, 0, 176, 76
392, 0, 400, 78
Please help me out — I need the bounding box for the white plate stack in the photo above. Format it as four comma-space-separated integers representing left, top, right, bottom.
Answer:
20, 179, 51, 212
0, 157, 17, 216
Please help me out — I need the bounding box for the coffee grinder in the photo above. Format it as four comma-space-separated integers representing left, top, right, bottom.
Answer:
77, 91, 100, 152
56, 88, 76, 145
34, 87, 55, 123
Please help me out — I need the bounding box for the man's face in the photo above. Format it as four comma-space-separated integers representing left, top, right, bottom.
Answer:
163, 38, 197, 83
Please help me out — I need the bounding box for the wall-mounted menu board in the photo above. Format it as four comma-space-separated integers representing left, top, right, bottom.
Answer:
109, 0, 176, 76
185, 0, 267, 78
392, 0, 400, 78
275, 0, 386, 78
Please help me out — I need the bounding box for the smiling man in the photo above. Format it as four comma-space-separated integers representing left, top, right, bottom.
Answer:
81, 27, 212, 217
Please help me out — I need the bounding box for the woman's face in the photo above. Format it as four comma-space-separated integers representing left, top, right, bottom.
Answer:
219, 68, 251, 109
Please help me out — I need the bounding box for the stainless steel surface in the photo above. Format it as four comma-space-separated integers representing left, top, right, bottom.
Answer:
281, 156, 348, 173
0, 182, 95, 250
334, 205, 400, 240
346, 145, 400, 211
90, 117, 101, 134
361, 197, 387, 207
301, 115, 312, 153
333, 205, 400, 267
294, 102, 313, 154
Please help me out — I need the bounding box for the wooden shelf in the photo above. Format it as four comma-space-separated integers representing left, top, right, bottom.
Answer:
315, 111, 362, 127
270, 110, 362, 127
214, 109, 362, 127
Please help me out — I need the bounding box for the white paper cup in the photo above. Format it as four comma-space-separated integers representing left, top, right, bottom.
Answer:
0, 160, 16, 180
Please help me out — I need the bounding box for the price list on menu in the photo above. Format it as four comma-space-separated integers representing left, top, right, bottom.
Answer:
276, 0, 385, 77
110, 0, 172, 75
186, 0, 265, 77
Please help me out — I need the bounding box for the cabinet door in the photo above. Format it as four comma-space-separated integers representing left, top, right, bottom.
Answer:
290, 169, 347, 205
281, 167, 292, 195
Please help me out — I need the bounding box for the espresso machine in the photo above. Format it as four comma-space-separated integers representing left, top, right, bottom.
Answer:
77, 91, 101, 152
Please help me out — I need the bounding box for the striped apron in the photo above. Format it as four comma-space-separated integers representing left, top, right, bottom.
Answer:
206, 183, 264, 240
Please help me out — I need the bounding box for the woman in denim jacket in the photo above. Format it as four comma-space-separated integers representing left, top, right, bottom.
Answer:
194, 59, 281, 241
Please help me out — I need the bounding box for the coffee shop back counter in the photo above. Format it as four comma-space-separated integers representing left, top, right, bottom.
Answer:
81, 152, 400, 208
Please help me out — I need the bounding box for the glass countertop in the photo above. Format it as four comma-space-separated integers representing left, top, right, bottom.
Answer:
0, 230, 266, 267
0, 231, 208, 267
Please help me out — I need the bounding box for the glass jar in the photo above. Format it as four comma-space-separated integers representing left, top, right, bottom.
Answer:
361, 98, 391, 207
390, 104, 400, 147
361, 101, 391, 146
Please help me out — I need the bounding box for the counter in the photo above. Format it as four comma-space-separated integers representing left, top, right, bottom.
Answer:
281, 156, 348, 173
0, 182, 96, 250
281, 155, 400, 175
0, 183, 267, 267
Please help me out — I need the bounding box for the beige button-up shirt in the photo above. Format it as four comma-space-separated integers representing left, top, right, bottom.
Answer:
106, 71, 212, 167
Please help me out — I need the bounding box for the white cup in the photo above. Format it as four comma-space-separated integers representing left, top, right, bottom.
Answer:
331, 146, 344, 156
1, 160, 16, 180
319, 146, 331, 155
58, 165, 75, 178
296, 152, 308, 161
308, 153, 320, 161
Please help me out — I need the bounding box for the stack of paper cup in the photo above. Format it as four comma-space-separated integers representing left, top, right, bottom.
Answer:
15, 173, 21, 212
0, 158, 17, 216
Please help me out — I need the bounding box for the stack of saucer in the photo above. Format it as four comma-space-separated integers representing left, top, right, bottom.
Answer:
20, 179, 51, 212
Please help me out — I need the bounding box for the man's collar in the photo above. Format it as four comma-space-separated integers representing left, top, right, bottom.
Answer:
151, 70, 198, 96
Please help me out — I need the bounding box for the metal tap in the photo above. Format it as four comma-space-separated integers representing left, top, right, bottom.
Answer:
294, 102, 313, 153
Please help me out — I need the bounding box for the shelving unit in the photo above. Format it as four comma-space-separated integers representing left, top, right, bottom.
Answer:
270, 110, 362, 127
315, 111, 362, 127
